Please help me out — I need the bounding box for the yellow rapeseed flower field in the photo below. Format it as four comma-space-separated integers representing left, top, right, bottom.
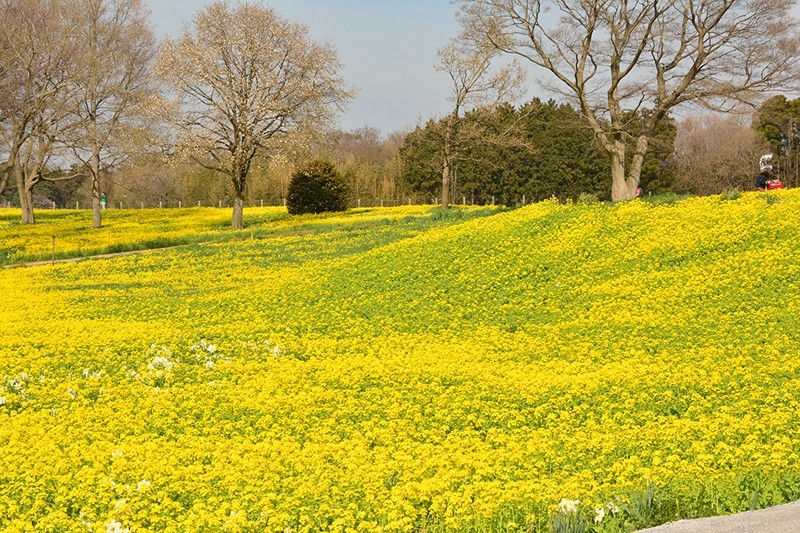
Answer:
1, 192, 799, 531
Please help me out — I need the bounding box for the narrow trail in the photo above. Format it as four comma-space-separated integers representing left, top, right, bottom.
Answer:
2, 229, 316, 269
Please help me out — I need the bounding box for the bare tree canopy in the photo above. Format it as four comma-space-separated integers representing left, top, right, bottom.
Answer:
458, 0, 800, 200
0, 0, 80, 223
67, 0, 158, 228
436, 39, 526, 208
158, 1, 354, 229
673, 115, 769, 194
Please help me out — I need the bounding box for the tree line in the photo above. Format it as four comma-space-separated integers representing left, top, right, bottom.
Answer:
3, 0, 800, 229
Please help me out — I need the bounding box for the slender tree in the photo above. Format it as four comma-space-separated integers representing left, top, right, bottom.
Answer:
66, 0, 158, 228
158, 1, 353, 229
459, 0, 800, 200
436, 39, 525, 208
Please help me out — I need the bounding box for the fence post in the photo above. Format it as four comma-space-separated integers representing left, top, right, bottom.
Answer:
219, 200, 222, 208
492, 196, 495, 206
260, 199, 264, 208
522, 194, 526, 205
76, 201, 79, 210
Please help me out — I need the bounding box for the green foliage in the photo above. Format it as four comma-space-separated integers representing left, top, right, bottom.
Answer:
552, 509, 590, 533
399, 99, 613, 204
721, 189, 742, 201
761, 193, 781, 205
1, 166, 88, 208
622, 483, 661, 527
398, 119, 444, 199
286, 160, 350, 215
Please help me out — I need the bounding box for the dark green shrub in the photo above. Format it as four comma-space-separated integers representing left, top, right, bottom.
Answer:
286, 160, 349, 215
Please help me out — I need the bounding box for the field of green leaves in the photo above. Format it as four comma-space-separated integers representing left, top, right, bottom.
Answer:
2, 191, 800, 532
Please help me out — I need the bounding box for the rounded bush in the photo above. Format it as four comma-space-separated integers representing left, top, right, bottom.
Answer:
286, 160, 349, 215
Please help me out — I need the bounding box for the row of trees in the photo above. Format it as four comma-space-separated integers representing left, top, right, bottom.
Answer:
399, 99, 679, 204
4, 0, 800, 228
0, 0, 158, 226
1, 0, 352, 228
454, 0, 800, 202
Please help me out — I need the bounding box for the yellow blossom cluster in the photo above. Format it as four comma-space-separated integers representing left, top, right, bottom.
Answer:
1, 191, 799, 531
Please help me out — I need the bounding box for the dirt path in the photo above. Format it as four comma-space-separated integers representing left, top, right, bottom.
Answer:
636, 500, 800, 532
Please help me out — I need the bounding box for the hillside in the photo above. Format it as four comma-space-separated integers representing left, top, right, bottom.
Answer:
1, 191, 799, 531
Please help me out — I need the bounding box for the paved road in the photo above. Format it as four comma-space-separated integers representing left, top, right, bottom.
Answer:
637, 500, 800, 532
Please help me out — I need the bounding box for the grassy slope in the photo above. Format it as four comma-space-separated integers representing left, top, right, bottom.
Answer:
1, 191, 799, 531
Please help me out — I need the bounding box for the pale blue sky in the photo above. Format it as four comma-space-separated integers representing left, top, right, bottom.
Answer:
147, 1, 461, 135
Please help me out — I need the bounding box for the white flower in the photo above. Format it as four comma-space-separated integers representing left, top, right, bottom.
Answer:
272, 346, 281, 357
105, 520, 129, 533
0, 396, 6, 406
137, 479, 151, 491
594, 506, 606, 523
114, 498, 127, 510
206, 343, 217, 354
607, 501, 620, 514
148, 356, 174, 371
558, 498, 580, 514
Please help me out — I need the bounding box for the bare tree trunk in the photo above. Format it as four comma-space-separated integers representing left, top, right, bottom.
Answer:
441, 157, 451, 209
628, 135, 649, 193
441, 113, 455, 209
232, 195, 244, 230
91, 140, 102, 228
17, 167, 35, 224
231, 160, 251, 229
0, 165, 9, 196
609, 143, 636, 201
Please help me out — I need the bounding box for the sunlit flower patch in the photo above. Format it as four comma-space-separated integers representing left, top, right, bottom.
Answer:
1, 190, 799, 530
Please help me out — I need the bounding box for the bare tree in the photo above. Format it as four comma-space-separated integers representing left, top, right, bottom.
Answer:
0, 0, 80, 223
673, 115, 769, 194
158, 1, 353, 229
66, 0, 158, 228
437, 39, 526, 208
459, 0, 800, 200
